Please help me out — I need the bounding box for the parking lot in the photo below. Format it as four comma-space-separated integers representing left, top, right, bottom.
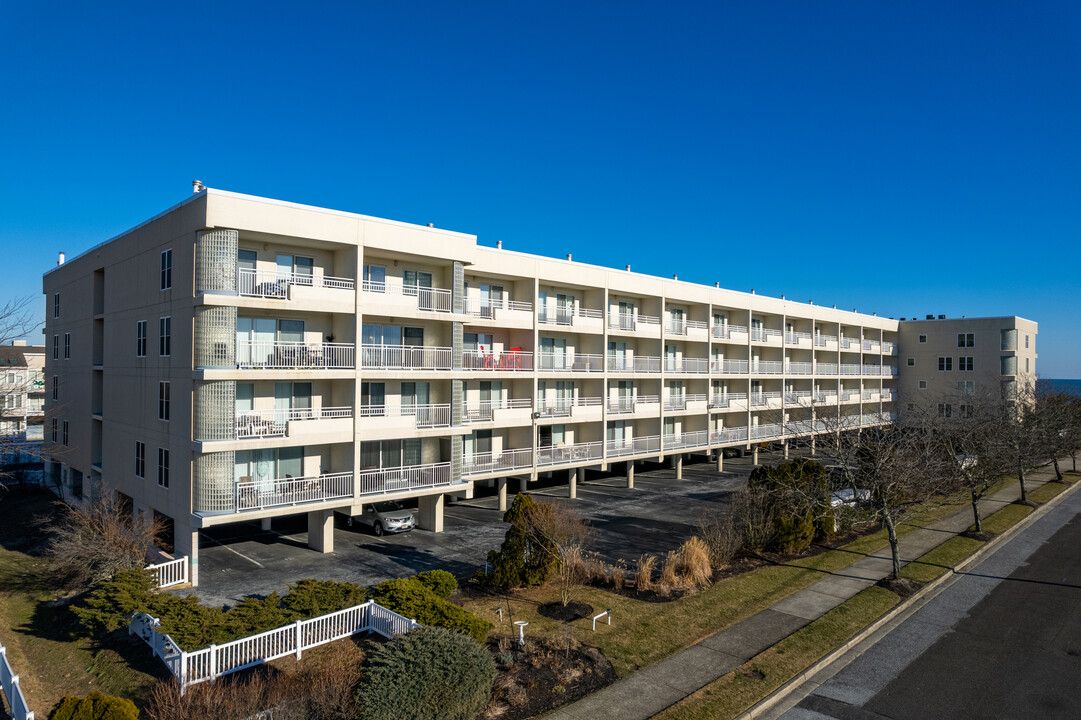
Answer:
191, 450, 787, 607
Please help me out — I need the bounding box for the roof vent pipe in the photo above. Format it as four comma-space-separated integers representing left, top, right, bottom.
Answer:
751, 289, 755, 294
58, 251, 65, 266
938, 314, 946, 319
427, 223, 434, 228
673, 274, 678, 280
192, 180, 205, 194
625, 265, 631, 272
496, 240, 502, 249
715, 282, 720, 288
566, 254, 572, 261
781, 295, 785, 300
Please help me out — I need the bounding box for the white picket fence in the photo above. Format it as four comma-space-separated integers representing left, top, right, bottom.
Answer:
129, 600, 418, 693
0, 638, 35, 720
146, 557, 189, 588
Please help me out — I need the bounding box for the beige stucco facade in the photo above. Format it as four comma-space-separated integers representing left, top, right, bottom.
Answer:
41, 188, 1035, 585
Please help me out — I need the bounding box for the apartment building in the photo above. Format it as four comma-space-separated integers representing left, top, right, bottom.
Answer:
41, 187, 1031, 586
1, 341, 45, 478
896, 315, 1038, 415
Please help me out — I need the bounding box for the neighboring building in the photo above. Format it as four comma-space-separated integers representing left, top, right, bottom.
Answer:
896, 315, 1038, 415
40, 187, 1033, 586
0, 341, 45, 482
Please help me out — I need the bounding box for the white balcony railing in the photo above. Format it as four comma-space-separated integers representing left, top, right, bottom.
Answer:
236, 341, 355, 369
814, 391, 838, 402
663, 430, 709, 450
361, 279, 453, 312
663, 396, 687, 411
750, 391, 782, 407
237, 269, 355, 299
667, 320, 686, 335
358, 403, 451, 428
814, 333, 837, 347
711, 426, 748, 444
357, 462, 452, 495
608, 314, 637, 331
235, 406, 352, 438
787, 361, 813, 375
751, 327, 783, 342
539, 306, 575, 325
462, 349, 533, 371
817, 363, 839, 375
841, 337, 860, 350
784, 391, 812, 403
669, 357, 710, 374
607, 355, 662, 373
235, 472, 353, 512
751, 423, 783, 440
538, 353, 604, 372
461, 398, 532, 423
687, 319, 708, 330
606, 434, 661, 457
361, 345, 452, 370
461, 297, 534, 319
754, 361, 784, 375
537, 441, 603, 466
839, 364, 862, 376
462, 449, 533, 476
720, 359, 749, 374
785, 331, 812, 344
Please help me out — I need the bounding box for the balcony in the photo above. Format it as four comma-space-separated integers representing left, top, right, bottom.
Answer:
752, 360, 784, 375
711, 426, 748, 445
667, 319, 686, 336
607, 355, 662, 373
751, 327, 783, 345
361, 345, 452, 371
750, 391, 782, 408
787, 361, 813, 375
537, 441, 603, 467
710, 392, 747, 410
714, 323, 749, 341
839, 364, 862, 376
883, 341, 897, 355
536, 396, 603, 419
686, 320, 709, 341
861, 365, 882, 376
750, 423, 783, 441
666, 357, 710, 374
841, 390, 862, 402
814, 391, 838, 405
238, 269, 355, 298
814, 333, 838, 349
235, 471, 353, 512
461, 398, 532, 423
607, 434, 661, 457
663, 430, 709, 450
462, 349, 533, 372
358, 403, 452, 429
784, 390, 813, 404
361, 279, 453, 313
357, 462, 453, 496
816, 362, 839, 376
718, 359, 749, 374
785, 331, 813, 347
862, 340, 882, 353
235, 406, 352, 439
461, 298, 534, 324
539, 306, 604, 332
236, 341, 355, 370
840, 337, 860, 351
538, 353, 604, 373
462, 449, 533, 476
607, 394, 659, 415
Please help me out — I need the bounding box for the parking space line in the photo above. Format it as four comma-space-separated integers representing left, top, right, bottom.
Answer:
200, 533, 266, 568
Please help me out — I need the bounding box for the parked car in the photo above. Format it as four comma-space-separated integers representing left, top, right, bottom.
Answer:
351, 500, 416, 536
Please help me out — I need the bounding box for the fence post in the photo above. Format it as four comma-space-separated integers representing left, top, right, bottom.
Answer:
208, 644, 217, 682
295, 620, 304, 660
179, 650, 188, 696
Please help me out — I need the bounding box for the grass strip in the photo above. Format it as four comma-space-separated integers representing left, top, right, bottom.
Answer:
653, 586, 900, 720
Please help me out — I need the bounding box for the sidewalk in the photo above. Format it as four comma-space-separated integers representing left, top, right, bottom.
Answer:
545, 469, 1063, 720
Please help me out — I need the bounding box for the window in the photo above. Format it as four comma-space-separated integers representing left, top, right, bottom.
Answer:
959, 404, 972, 418
938, 357, 953, 371
361, 264, 386, 292
906, 358, 915, 367
1025, 358, 1030, 373
918, 380, 927, 390
136, 321, 147, 357
958, 356, 973, 371
957, 333, 974, 348
157, 448, 169, 488
918, 335, 927, 343
53, 293, 60, 318
62, 420, 69, 446
51, 418, 57, 442
159, 317, 171, 356
52, 334, 59, 360
158, 381, 170, 421
907, 403, 915, 412
52, 375, 58, 400
160, 249, 172, 290
938, 403, 952, 418
135, 442, 145, 478
1025, 335, 1029, 348
957, 381, 974, 395
63, 333, 70, 359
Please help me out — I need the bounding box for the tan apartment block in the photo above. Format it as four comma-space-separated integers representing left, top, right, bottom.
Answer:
41, 187, 1032, 585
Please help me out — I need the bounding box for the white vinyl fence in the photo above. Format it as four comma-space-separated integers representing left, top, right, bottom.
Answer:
146, 557, 189, 588
129, 600, 418, 694
0, 638, 35, 720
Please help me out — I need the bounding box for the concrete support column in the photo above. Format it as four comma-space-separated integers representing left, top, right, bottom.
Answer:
626, 461, 635, 489
675, 455, 683, 480
418, 494, 444, 532
811, 435, 816, 456
497, 478, 508, 512
260, 518, 272, 531
752, 446, 760, 466
716, 452, 724, 472
783, 441, 790, 459
175, 528, 200, 587
307, 509, 334, 553
569, 469, 577, 499
519, 477, 529, 494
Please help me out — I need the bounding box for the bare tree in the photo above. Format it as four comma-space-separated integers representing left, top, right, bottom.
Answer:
0, 296, 44, 494
39, 492, 164, 590
524, 499, 594, 607
1003, 377, 1044, 502
1031, 390, 1077, 481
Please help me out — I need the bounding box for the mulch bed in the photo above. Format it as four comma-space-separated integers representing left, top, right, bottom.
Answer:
876, 576, 925, 599
538, 601, 594, 622
481, 636, 615, 720
960, 530, 995, 542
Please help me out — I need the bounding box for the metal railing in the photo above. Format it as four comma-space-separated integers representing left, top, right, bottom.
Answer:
785, 330, 812, 344
236, 340, 355, 369
146, 557, 189, 588
751, 423, 783, 440
839, 363, 862, 375
814, 333, 837, 346
578, 307, 603, 319
754, 360, 784, 375
357, 462, 452, 495
663, 396, 687, 411
667, 319, 686, 335
862, 340, 881, 352
687, 319, 708, 330
712, 324, 731, 339
361, 279, 453, 312
361, 345, 452, 370
237, 269, 355, 298
787, 361, 813, 375
462, 348, 533, 371
816, 363, 839, 375
841, 337, 860, 350
862, 365, 882, 376
670, 357, 710, 374
461, 398, 532, 422
663, 430, 709, 450
462, 448, 534, 475
235, 472, 353, 512
539, 306, 575, 325
841, 390, 862, 401
637, 314, 661, 326
785, 390, 813, 403
607, 355, 662, 373
0, 636, 34, 719
750, 391, 782, 407
537, 441, 603, 466
129, 600, 417, 694
606, 434, 661, 457
537, 353, 604, 372
235, 406, 352, 438
712, 426, 748, 444
461, 297, 534, 319
814, 391, 838, 402
751, 327, 783, 342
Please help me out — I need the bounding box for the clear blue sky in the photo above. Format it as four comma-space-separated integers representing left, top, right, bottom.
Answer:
1, 1, 1078, 375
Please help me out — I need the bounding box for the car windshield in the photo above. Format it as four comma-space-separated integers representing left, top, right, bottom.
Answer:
373, 501, 404, 513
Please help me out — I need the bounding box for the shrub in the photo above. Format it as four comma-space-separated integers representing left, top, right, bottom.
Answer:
414, 569, 458, 599
696, 510, 743, 567
634, 554, 655, 592
49, 691, 139, 720
748, 458, 831, 553
369, 577, 492, 643
72, 568, 157, 636
481, 494, 558, 589
731, 486, 776, 552
151, 593, 231, 651
772, 511, 816, 554
658, 550, 679, 593
282, 578, 367, 617
676, 537, 712, 589
356, 626, 496, 720
608, 559, 626, 590
224, 592, 294, 638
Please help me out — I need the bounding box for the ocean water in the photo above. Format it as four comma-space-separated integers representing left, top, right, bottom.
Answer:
1039, 379, 1081, 396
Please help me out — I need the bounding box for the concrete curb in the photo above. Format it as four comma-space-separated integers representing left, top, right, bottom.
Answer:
735, 475, 1081, 720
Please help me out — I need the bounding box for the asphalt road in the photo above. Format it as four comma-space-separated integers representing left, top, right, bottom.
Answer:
190, 451, 782, 607
776, 481, 1081, 720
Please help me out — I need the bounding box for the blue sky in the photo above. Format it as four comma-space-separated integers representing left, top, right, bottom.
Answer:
2, 1, 1078, 375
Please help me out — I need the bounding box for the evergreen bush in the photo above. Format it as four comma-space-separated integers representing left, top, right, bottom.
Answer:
282, 578, 367, 617
355, 626, 496, 720
49, 691, 139, 720
368, 577, 491, 643
481, 493, 557, 588
413, 569, 457, 598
